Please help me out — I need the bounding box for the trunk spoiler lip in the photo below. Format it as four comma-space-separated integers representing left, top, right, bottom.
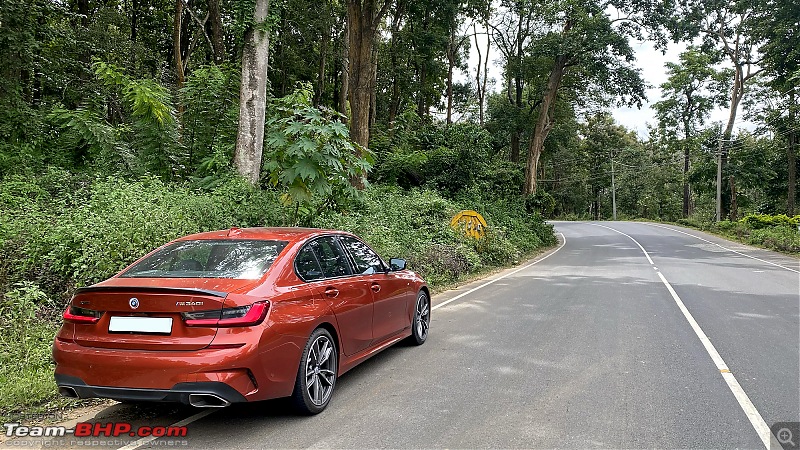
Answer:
74, 286, 229, 298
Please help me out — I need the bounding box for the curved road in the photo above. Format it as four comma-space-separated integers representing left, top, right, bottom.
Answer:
19, 222, 800, 449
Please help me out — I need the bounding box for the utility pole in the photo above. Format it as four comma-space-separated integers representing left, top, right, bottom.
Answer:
611, 155, 617, 221
715, 134, 724, 222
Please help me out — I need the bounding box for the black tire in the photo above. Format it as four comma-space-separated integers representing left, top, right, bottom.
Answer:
290, 327, 338, 415
409, 290, 430, 345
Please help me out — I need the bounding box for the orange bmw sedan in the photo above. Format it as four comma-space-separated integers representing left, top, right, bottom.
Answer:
53, 227, 430, 414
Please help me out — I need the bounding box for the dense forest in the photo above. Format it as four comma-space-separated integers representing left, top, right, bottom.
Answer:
1, 0, 797, 219
0, 0, 798, 415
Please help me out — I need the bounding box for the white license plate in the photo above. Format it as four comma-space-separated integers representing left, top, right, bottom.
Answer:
108, 316, 173, 334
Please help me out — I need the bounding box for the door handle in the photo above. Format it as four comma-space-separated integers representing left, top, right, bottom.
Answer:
370, 283, 381, 293
324, 287, 339, 298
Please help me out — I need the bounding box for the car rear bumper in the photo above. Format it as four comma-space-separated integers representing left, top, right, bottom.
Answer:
55, 374, 247, 407
52, 336, 304, 404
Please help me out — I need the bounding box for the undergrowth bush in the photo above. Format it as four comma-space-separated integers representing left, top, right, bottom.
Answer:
314, 185, 556, 286
676, 213, 800, 255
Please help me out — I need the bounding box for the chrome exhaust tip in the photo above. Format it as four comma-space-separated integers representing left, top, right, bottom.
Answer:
59, 386, 79, 398
187, 393, 231, 408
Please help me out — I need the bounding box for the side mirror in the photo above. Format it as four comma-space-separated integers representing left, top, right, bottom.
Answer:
389, 258, 407, 271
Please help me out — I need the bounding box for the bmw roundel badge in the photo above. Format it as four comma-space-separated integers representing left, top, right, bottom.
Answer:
129, 297, 140, 309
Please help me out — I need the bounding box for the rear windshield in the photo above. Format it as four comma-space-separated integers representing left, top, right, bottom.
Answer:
121, 240, 288, 279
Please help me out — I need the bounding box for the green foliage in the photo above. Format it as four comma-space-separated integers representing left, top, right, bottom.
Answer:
652, 46, 729, 138
747, 227, 800, 253
373, 121, 523, 199
50, 61, 181, 177
0, 282, 60, 416
93, 61, 181, 176
263, 83, 373, 225
181, 64, 241, 186
525, 191, 556, 218
676, 213, 800, 255
1, 173, 281, 293
313, 185, 555, 286
740, 214, 800, 230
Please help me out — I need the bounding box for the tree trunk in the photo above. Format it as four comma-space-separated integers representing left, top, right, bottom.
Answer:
683, 144, 690, 218
417, 65, 427, 118
683, 117, 691, 218
348, 2, 372, 150
728, 175, 738, 221
315, 24, 330, 106
719, 55, 748, 218
347, 0, 391, 188
446, 31, 455, 124
510, 132, 520, 163
369, 44, 378, 130
339, 26, 350, 118
130, 0, 139, 69
234, 0, 271, 185
387, 4, 403, 128
788, 90, 797, 216
789, 132, 797, 216
473, 24, 484, 127
347, 0, 389, 154
278, 7, 287, 96
524, 54, 569, 195
78, 0, 89, 28
173, 0, 185, 90
208, 0, 225, 63
480, 22, 490, 126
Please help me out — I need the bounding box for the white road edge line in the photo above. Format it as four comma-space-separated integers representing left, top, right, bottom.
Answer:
432, 232, 566, 311
598, 223, 777, 449
645, 222, 799, 274
117, 409, 216, 450
121, 233, 567, 450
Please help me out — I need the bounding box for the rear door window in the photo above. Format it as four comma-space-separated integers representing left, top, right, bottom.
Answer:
308, 237, 353, 279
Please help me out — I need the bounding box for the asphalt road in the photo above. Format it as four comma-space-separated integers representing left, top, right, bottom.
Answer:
13, 221, 800, 449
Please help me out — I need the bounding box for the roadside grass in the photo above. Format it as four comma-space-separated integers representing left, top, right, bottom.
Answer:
672, 216, 800, 256
0, 173, 556, 420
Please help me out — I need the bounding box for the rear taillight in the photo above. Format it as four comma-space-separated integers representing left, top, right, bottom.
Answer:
63, 305, 103, 324
182, 301, 269, 327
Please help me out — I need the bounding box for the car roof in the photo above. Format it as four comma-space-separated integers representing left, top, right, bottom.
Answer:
175, 227, 350, 243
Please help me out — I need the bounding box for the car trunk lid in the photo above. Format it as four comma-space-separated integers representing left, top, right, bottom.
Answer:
69, 280, 253, 351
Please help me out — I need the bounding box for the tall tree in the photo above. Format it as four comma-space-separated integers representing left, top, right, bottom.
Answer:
676, 0, 762, 219
653, 47, 728, 217
521, 0, 659, 195
173, 0, 185, 89
470, 0, 493, 126
234, 0, 271, 184
490, 0, 536, 163
752, 0, 800, 215
347, 0, 392, 161
208, 0, 225, 63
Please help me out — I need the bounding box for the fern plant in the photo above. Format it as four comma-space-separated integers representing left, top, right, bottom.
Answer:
50, 61, 181, 178
93, 61, 181, 177
180, 64, 240, 179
